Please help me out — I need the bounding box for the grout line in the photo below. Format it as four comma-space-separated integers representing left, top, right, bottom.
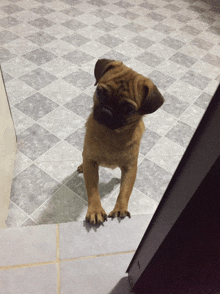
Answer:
59, 250, 136, 264
0, 250, 135, 271
56, 224, 61, 294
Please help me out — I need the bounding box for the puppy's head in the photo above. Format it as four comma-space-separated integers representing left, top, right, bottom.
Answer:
93, 59, 164, 131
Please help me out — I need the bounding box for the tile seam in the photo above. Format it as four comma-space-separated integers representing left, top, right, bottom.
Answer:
0, 250, 135, 271
56, 224, 61, 294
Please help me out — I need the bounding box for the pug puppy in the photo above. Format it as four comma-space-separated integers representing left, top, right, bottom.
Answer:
77, 59, 164, 224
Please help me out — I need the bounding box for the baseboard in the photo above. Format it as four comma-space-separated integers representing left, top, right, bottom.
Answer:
0, 67, 17, 229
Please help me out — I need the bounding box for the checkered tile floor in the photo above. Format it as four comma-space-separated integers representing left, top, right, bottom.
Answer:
1, 0, 219, 227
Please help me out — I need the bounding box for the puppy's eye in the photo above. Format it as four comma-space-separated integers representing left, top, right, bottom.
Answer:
96, 87, 108, 101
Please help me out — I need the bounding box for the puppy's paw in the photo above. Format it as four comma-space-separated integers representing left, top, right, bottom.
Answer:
108, 208, 131, 219
86, 207, 107, 225
77, 164, 83, 173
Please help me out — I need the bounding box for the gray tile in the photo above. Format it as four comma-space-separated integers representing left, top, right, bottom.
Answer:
14, 92, 59, 121
140, 2, 159, 10
172, 13, 192, 23
64, 93, 93, 119
136, 51, 164, 67
11, 164, 61, 214
0, 48, 16, 63
1, 4, 24, 14
28, 17, 55, 29
60, 0, 80, 5
23, 48, 57, 65
165, 121, 195, 148
60, 7, 83, 17
21, 218, 37, 227
215, 74, 220, 82
94, 20, 117, 32
62, 33, 90, 46
31, 185, 88, 224
100, 50, 130, 63
147, 12, 167, 22
139, 128, 161, 156
162, 92, 189, 117
180, 24, 202, 36
180, 70, 212, 90
26, 31, 56, 46
59, 215, 151, 259
119, 11, 139, 20
196, 15, 215, 25
160, 36, 185, 50
190, 37, 214, 51
19, 68, 57, 90
61, 19, 87, 30
169, 52, 197, 68
17, 123, 60, 161
152, 23, 175, 35
30, 5, 55, 16
87, 0, 108, 7
187, 4, 206, 13
97, 34, 123, 48
123, 22, 147, 33
65, 125, 86, 151
134, 158, 172, 202
62, 49, 94, 65
60, 254, 133, 294
202, 53, 220, 68
194, 92, 212, 110
115, 1, 134, 9
0, 224, 56, 266
5, 201, 29, 228
0, 30, 19, 45
91, 8, 113, 19
2, 72, 14, 83
0, 264, 57, 293
147, 70, 176, 90
63, 69, 94, 90
65, 167, 119, 202
0, 16, 21, 28
130, 35, 155, 49
164, 3, 182, 11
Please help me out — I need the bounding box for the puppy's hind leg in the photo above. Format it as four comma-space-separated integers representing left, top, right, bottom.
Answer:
77, 164, 83, 173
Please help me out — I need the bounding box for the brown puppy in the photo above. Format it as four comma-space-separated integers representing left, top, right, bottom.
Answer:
77, 59, 164, 224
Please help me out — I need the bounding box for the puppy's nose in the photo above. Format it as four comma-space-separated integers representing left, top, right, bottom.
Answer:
102, 106, 113, 117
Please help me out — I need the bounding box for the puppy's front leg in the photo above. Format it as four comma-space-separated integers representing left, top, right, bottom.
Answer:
83, 159, 107, 224
108, 162, 137, 219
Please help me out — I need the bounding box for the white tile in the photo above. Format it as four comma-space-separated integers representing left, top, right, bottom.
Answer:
180, 104, 205, 128
80, 41, 110, 57
156, 60, 187, 79
39, 79, 81, 104
59, 215, 152, 259
0, 224, 56, 266
115, 41, 144, 58
167, 80, 202, 103
35, 140, 83, 183
146, 137, 185, 173
38, 106, 85, 139
143, 109, 177, 136
60, 253, 133, 294
0, 264, 57, 294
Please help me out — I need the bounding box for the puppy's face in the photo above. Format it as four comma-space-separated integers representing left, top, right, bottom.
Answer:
93, 84, 137, 130
92, 59, 164, 131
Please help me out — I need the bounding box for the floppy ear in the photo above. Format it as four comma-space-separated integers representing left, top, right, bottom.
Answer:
94, 59, 115, 85
139, 85, 164, 115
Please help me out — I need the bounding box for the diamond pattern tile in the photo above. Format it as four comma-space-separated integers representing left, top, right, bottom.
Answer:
19, 68, 58, 90
23, 48, 57, 65
17, 123, 60, 161
0, 0, 219, 227
14, 92, 59, 121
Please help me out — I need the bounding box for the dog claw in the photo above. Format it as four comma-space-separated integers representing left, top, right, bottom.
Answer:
85, 209, 107, 225
108, 209, 131, 219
